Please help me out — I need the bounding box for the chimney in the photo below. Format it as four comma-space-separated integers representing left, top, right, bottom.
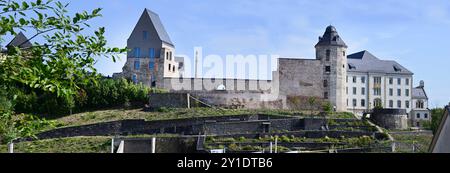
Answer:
419, 80, 425, 88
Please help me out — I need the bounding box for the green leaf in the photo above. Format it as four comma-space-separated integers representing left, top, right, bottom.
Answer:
22, 1, 29, 9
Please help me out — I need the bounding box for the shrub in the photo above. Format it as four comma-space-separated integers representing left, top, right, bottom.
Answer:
227, 143, 239, 151
322, 101, 333, 114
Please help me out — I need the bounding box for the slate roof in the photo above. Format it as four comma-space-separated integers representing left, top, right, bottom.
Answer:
6, 32, 32, 48
315, 25, 347, 48
347, 50, 413, 75
145, 9, 174, 46
429, 106, 450, 152
412, 86, 428, 99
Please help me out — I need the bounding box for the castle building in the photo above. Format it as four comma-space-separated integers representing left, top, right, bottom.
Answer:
116, 9, 431, 125
410, 80, 431, 127
115, 9, 182, 88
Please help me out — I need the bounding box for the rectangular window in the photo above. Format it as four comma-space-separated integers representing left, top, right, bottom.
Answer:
324, 92, 329, 99
417, 114, 421, 119
346, 87, 348, 94
361, 99, 366, 107
397, 78, 401, 85
406, 78, 410, 85
353, 87, 357, 95
389, 100, 393, 108
325, 66, 331, 73
361, 87, 365, 95
134, 60, 140, 70
397, 89, 401, 96
405, 89, 410, 97
374, 88, 381, 96
406, 101, 410, 109
397, 100, 402, 108
353, 76, 357, 83
389, 88, 393, 96
389, 78, 393, 85
346, 76, 348, 83
361, 77, 366, 83
143, 31, 148, 40
353, 99, 357, 107
324, 80, 328, 87
132, 74, 137, 84
149, 62, 155, 69
134, 47, 141, 58
374, 77, 382, 84
326, 50, 331, 61
168, 64, 172, 71
149, 48, 155, 59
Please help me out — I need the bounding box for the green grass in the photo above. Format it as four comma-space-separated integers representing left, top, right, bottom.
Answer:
390, 132, 434, 153
54, 107, 356, 128
0, 136, 111, 153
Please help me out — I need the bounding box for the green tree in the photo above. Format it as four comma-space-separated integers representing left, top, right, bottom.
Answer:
308, 97, 317, 115
0, 0, 126, 144
430, 108, 445, 134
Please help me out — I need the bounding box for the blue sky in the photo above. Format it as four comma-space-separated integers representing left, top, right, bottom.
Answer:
3, 0, 450, 107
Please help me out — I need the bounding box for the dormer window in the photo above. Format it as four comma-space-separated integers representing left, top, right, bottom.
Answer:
348, 63, 356, 70
393, 65, 402, 72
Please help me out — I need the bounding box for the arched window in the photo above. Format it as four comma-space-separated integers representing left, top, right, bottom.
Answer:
216, 84, 226, 91
416, 100, 424, 109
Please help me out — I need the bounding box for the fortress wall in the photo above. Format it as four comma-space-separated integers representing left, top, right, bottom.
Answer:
278, 59, 324, 98
163, 77, 273, 92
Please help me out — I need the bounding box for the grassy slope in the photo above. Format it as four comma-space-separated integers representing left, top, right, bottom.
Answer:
0, 137, 111, 153
391, 132, 434, 153
0, 108, 355, 153
54, 107, 356, 127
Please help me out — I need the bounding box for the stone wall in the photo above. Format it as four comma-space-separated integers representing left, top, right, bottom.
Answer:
163, 78, 273, 92
113, 137, 196, 153
278, 58, 324, 99
148, 93, 189, 108
370, 109, 409, 130
31, 116, 374, 141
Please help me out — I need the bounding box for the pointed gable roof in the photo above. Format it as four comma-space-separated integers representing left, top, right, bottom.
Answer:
347, 50, 413, 75
144, 8, 174, 46
6, 32, 32, 48
412, 87, 428, 99
430, 106, 450, 153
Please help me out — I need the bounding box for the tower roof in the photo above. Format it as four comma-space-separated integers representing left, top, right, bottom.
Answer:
145, 9, 173, 46
6, 32, 32, 48
315, 25, 347, 48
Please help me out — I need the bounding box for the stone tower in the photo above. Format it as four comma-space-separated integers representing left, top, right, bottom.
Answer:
121, 8, 180, 89
315, 25, 348, 111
